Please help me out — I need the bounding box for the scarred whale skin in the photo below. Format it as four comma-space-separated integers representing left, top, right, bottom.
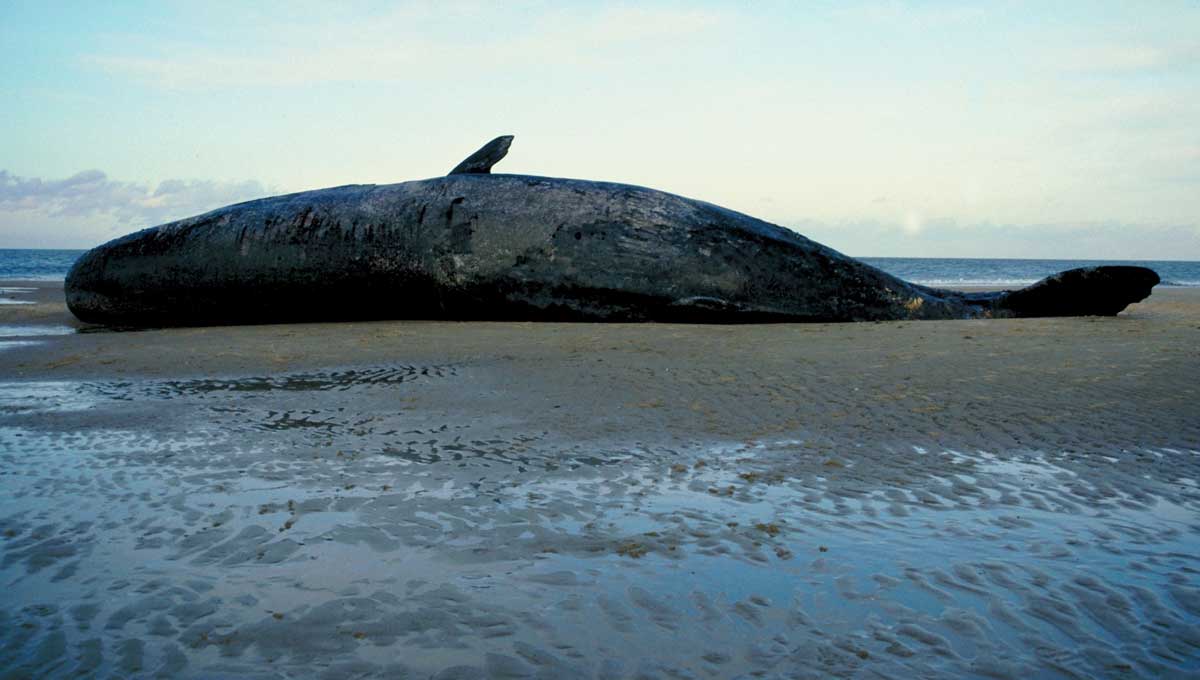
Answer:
65, 143, 1159, 327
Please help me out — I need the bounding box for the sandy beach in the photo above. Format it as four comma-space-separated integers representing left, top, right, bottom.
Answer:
1, 280, 1198, 678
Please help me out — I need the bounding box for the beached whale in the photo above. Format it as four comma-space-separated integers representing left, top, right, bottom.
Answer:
65, 136, 1159, 327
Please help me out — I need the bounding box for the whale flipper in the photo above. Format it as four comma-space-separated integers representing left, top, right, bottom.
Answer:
448, 135, 514, 175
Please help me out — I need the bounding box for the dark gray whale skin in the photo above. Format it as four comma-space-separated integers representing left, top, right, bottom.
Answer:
65, 173, 1159, 327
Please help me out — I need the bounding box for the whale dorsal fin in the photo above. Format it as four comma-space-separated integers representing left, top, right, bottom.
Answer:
448, 135, 514, 175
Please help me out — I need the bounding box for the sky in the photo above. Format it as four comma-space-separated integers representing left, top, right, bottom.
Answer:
1, 0, 1198, 258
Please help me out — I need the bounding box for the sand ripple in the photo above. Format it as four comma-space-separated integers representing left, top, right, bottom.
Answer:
1, 370, 1198, 678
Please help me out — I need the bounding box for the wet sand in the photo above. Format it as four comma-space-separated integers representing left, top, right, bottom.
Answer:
1, 281, 1198, 678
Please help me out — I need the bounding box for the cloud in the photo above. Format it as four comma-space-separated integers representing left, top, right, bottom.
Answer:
81, 5, 729, 89
0, 170, 270, 247
1, 169, 268, 225
789, 217, 1200, 261
834, 1, 987, 28
1057, 43, 1200, 75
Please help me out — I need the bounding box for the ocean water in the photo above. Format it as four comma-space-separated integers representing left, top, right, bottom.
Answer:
861, 257, 1200, 288
0, 249, 87, 280
1, 248, 1197, 287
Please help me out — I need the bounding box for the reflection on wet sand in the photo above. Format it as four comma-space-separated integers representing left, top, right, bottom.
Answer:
0, 325, 76, 337
0, 326, 74, 355
0, 287, 38, 306
1, 372, 1197, 678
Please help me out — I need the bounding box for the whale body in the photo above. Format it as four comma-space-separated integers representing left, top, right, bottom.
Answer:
65, 137, 1159, 327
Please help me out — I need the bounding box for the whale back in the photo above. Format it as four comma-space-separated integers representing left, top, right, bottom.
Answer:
66, 173, 961, 326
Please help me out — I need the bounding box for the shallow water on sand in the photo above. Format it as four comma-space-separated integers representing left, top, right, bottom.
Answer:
0, 287, 39, 307
0, 325, 75, 337
1, 372, 1198, 678
0, 326, 75, 355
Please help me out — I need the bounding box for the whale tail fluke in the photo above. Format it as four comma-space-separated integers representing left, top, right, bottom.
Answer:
975, 266, 1160, 318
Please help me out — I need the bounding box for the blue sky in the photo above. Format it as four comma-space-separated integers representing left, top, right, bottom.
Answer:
1, 1, 1197, 258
